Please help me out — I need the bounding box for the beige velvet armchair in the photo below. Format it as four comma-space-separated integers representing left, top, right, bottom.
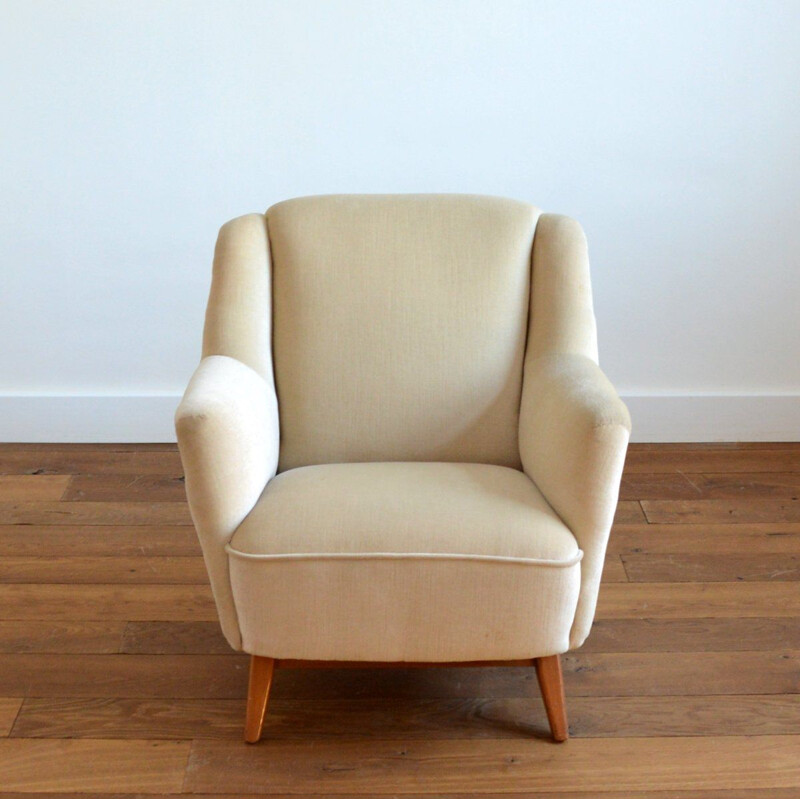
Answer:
175, 194, 631, 743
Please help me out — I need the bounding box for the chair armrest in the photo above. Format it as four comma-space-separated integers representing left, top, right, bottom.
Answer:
175, 354, 279, 649
519, 353, 631, 649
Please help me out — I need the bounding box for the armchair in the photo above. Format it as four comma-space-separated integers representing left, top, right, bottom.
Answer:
176, 195, 630, 742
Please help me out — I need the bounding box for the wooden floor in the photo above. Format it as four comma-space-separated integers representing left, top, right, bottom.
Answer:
0, 443, 798, 797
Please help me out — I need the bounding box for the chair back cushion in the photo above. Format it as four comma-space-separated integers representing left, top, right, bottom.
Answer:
267, 194, 540, 470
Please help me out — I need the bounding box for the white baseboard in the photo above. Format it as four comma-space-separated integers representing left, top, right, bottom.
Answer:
0, 395, 179, 443
623, 394, 800, 442
0, 393, 797, 443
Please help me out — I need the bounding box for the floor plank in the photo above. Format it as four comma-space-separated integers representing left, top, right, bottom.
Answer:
619, 472, 700, 500
623, 447, 800, 474
613, 501, 646, 524
597, 582, 800, 618
0, 501, 192, 525
0, 654, 248, 698
641, 498, 800, 524
121, 621, 233, 655
686, 472, 800, 499
184, 735, 800, 795
0, 738, 189, 794
0, 442, 796, 796
601, 555, 628, 583
0, 476, 71, 502
622, 553, 800, 582
0, 556, 209, 584
11, 694, 800, 742
608, 523, 800, 554
0, 621, 123, 654
0, 584, 216, 621
581, 618, 800, 652
1, 652, 794, 699
0, 699, 22, 737
560, 651, 800, 696
620, 471, 800, 501
0, 525, 200, 556
63, 473, 187, 502
0, 449, 184, 476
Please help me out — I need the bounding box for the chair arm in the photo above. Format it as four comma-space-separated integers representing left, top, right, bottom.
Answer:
175, 355, 279, 649
519, 353, 631, 649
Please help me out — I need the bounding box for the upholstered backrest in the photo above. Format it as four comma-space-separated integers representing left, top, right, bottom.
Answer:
267, 195, 541, 471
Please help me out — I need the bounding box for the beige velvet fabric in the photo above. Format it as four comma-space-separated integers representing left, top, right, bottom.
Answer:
175, 195, 630, 659
520, 214, 631, 649
228, 462, 581, 660
267, 195, 540, 471
202, 213, 275, 379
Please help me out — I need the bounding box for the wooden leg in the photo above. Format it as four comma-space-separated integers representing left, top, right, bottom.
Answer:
534, 654, 569, 742
244, 655, 275, 743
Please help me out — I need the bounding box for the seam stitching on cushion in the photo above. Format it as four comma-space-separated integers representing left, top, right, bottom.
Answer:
224, 545, 583, 568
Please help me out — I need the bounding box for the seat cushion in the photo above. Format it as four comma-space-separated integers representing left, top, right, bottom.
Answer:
227, 462, 582, 661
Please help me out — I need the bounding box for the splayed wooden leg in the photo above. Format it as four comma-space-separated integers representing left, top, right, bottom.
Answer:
244, 655, 275, 743
534, 654, 568, 742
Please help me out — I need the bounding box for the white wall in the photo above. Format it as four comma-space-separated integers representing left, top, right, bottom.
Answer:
2, 0, 799, 441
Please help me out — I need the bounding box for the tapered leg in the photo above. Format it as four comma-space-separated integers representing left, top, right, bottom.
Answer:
244, 655, 275, 743
534, 654, 568, 742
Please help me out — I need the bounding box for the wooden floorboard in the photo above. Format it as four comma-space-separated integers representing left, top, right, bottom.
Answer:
0, 556, 209, 584
0, 475, 70, 501
581, 617, 800, 652
62, 473, 188, 502
641, 498, 800, 524
0, 621, 124, 654
608, 522, 800, 554
0, 501, 192, 525
0, 442, 797, 796
10, 694, 800, 741
596, 582, 800, 618
621, 552, 800, 582
0, 699, 22, 737
182, 735, 800, 796
0, 525, 201, 557
0, 738, 189, 793
0, 584, 215, 621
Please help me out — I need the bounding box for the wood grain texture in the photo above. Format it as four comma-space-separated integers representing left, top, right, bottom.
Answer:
2, 652, 795, 699
623, 446, 800, 473
0, 738, 189, 793
608, 523, 800, 554
0, 584, 216, 621
596, 582, 800, 618
0, 620, 124, 654
622, 553, 800, 582
0, 699, 21, 736
121, 621, 233, 655
620, 471, 800, 500
12, 694, 800, 741
0, 556, 209, 584
0, 475, 70, 501
601, 555, 628, 583
613, 501, 646, 524
0, 501, 192, 525
0, 654, 249, 698
63, 473, 188, 502
641, 498, 800, 524
581, 617, 800, 653
0, 524, 200, 556
0, 442, 797, 796
183, 735, 800, 795
0, 448, 184, 476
